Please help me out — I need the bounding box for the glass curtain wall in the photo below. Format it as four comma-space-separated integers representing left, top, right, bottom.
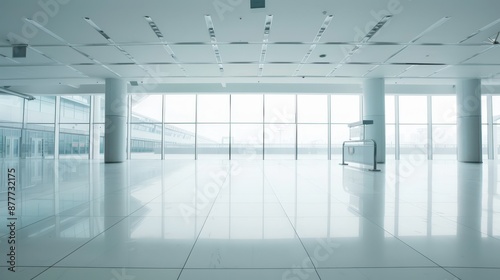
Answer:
231, 95, 263, 159
399, 96, 428, 157
59, 96, 91, 159
0, 95, 23, 159
331, 95, 361, 158
3, 92, 500, 161
25, 96, 56, 158
264, 95, 296, 159
130, 95, 163, 159
164, 95, 196, 159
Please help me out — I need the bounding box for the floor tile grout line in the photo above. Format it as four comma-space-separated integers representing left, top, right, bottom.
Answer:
0, 215, 55, 239
361, 215, 464, 280
176, 163, 231, 280
263, 162, 323, 280
4, 265, 500, 270
30, 188, 166, 280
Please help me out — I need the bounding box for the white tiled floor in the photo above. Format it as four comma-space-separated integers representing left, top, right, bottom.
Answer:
1, 159, 500, 279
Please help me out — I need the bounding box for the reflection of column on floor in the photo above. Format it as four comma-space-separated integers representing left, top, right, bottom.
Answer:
457, 163, 482, 254
457, 163, 483, 238
104, 163, 128, 240
487, 161, 496, 237
362, 171, 385, 256
342, 167, 385, 254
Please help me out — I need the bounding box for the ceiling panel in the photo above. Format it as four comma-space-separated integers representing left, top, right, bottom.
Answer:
35, 46, 93, 64
183, 64, 220, 76
308, 45, 346, 63
350, 45, 406, 63
331, 64, 374, 77
465, 47, 500, 64
364, 65, 409, 78
215, 15, 266, 42
218, 44, 261, 62
77, 46, 131, 64
0, 47, 54, 65
434, 65, 500, 78
72, 65, 120, 78
297, 64, 333, 77
121, 45, 176, 64
266, 45, 310, 62
223, 64, 258, 76
387, 45, 490, 64
397, 65, 451, 78
147, 65, 187, 77
0, 66, 84, 79
262, 65, 294, 76
170, 45, 216, 63
107, 65, 149, 78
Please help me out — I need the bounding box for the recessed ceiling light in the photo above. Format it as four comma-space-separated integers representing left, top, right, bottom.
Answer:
319, 54, 327, 58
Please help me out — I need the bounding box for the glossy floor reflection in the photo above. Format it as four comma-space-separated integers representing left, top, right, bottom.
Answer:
0, 159, 499, 279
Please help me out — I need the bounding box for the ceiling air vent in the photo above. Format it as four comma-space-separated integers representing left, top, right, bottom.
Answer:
251, 0, 265, 9
12, 44, 27, 58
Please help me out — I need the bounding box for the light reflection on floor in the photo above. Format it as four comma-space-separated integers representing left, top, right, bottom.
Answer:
0, 159, 499, 279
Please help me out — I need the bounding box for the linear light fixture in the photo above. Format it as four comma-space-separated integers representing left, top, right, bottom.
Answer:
24, 17, 121, 77
0, 53, 19, 64
259, 15, 273, 76
24, 18, 66, 42
328, 15, 391, 76
366, 17, 451, 77
144, 16, 186, 74
411, 16, 451, 43
294, 15, 334, 76
205, 15, 223, 73
361, 15, 392, 43
0, 87, 35, 100
84, 17, 154, 77
459, 17, 500, 43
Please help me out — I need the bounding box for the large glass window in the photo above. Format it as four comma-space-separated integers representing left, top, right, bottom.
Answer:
164, 124, 195, 159
25, 96, 56, 158
331, 95, 361, 158
264, 124, 295, 159
399, 96, 427, 156
296, 95, 327, 159
231, 95, 263, 123
231, 124, 263, 159
59, 96, 91, 159
493, 96, 500, 158
385, 96, 396, 157
197, 124, 229, 159
91, 95, 105, 159
198, 95, 230, 123
265, 95, 295, 123
0, 95, 24, 158
264, 95, 295, 158
131, 95, 162, 159
164, 95, 196, 159
432, 96, 457, 159
164, 95, 196, 123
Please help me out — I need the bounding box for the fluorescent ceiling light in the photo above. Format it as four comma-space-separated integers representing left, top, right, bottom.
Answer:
411, 17, 451, 43
24, 17, 121, 77
205, 15, 223, 73
144, 16, 186, 76
294, 15, 334, 76
361, 15, 392, 43
0, 87, 35, 100
459, 17, 500, 43
259, 15, 273, 76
